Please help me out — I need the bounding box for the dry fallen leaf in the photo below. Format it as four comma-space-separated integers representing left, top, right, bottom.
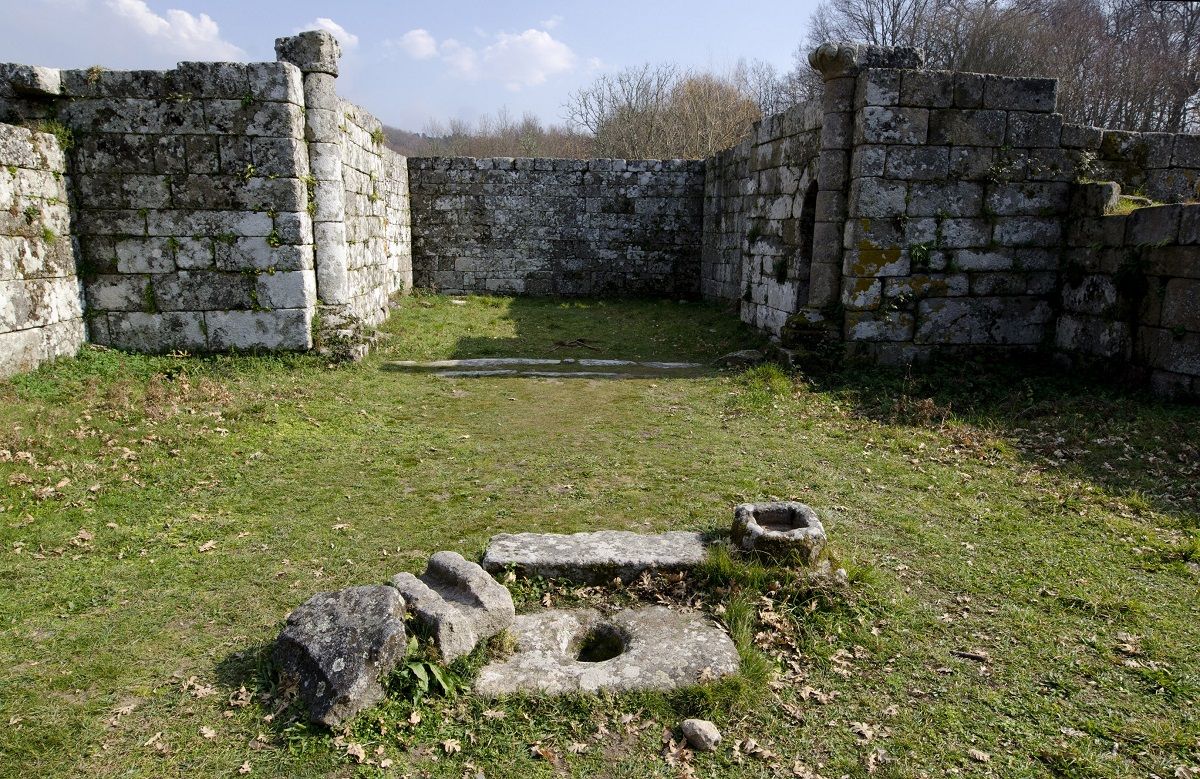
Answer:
442, 739, 461, 754
346, 742, 366, 763
238, 761, 251, 774
968, 748, 991, 763
199, 726, 217, 740
198, 540, 216, 553
482, 709, 506, 720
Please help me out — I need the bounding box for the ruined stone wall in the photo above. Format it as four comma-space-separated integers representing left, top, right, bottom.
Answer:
1058, 187, 1200, 399
0, 123, 85, 377
700, 140, 749, 303
1066, 124, 1200, 204
337, 101, 411, 326
0, 61, 318, 353
837, 68, 1084, 361
408, 157, 703, 297
702, 102, 823, 334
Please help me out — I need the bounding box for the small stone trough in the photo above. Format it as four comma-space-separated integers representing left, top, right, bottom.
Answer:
731, 501, 827, 562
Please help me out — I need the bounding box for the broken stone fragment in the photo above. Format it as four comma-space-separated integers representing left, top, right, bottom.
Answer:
681, 718, 722, 751
474, 606, 739, 697
389, 551, 515, 662
483, 530, 707, 584
731, 502, 827, 562
273, 585, 408, 727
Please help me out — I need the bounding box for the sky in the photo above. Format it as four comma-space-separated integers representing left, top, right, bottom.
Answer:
0, 0, 822, 131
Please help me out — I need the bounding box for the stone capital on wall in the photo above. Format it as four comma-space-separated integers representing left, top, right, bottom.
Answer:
808, 42, 924, 81
275, 31, 342, 76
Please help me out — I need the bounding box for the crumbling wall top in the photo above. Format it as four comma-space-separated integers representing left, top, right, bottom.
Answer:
275, 31, 342, 76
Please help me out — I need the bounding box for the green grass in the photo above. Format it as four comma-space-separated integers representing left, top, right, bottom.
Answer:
1, 295, 1198, 778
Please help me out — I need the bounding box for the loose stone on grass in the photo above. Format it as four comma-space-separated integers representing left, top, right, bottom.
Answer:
483, 530, 708, 584
390, 551, 515, 662
273, 585, 408, 727
681, 719, 723, 751
473, 606, 739, 697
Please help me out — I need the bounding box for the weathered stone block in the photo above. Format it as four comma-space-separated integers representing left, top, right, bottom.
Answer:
845, 309, 914, 341
952, 72, 986, 108
855, 68, 901, 107
855, 105, 928, 144
389, 551, 515, 662
105, 311, 206, 352
885, 146, 949, 180
842, 276, 882, 310
483, 530, 707, 584
985, 182, 1070, 215
275, 31, 342, 76
907, 181, 983, 217
916, 296, 1053, 344
928, 109, 1006, 146
982, 76, 1056, 111
1061, 123, 1103, 150
1127, 205, 1181, 245
205, 308, 313, 350
850, 177, 908, 217
152, 271, 254, 311
992, 217, 1061, 247
85, 274, 148, 311
947, 146, 995, 179
255, 269, 315, 309
1007, 112, 1063, 148
274, 585, 406, 727
842, 246, 909, 277
473, 606, 738, 697
900, 70, 953, 107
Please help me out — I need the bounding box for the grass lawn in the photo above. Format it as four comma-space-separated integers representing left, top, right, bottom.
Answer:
1, 294, 1198, 778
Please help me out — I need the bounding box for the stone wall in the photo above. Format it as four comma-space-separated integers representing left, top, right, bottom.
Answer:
1067, 124, 1200, 203
837, 68, 1078, 361
0, 123, 85, 377
337, 100, 411, 326
1058, 186, 1200, 398
0, 60, 318, 353
408, 157, 704, 297
702, 102, 823, 333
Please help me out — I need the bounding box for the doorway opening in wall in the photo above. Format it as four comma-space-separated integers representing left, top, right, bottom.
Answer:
798, 180, 819, 278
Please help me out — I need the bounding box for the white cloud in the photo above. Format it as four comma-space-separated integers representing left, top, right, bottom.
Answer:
392, 26, 576, 90
438, 39, 478, 78
540, 15, 563, 30
297, 17, 359, 50
480, 29, 575, 89
396, 28, 438, 60
105, 0, 244, 60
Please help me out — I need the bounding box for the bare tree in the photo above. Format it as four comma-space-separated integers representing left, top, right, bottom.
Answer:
791, 0, 1200, 132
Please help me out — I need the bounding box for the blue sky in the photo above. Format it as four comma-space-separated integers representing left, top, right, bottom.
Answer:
0, 0, 821, 130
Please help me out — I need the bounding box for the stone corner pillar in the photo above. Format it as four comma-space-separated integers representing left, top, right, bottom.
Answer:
802, 42, 924, 315
276, 32, 349, 308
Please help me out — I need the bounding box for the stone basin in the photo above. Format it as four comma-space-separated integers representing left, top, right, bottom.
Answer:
731, 501, 827, 562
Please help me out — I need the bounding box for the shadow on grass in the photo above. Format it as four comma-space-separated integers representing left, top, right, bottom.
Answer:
800, 351, 1200, 523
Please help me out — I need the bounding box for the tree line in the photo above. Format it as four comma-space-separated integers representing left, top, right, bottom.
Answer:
385, 0, 1198, 161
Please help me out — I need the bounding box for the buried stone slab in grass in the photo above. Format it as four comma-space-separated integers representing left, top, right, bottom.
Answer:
473, 605, 739, 697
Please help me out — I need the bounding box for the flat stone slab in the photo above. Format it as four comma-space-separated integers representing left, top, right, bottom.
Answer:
273, 585, 408, 727
390, 551, 515, 662
383, 357, 705, 379
483, 530, 708, 584
474, 606, 739, 697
